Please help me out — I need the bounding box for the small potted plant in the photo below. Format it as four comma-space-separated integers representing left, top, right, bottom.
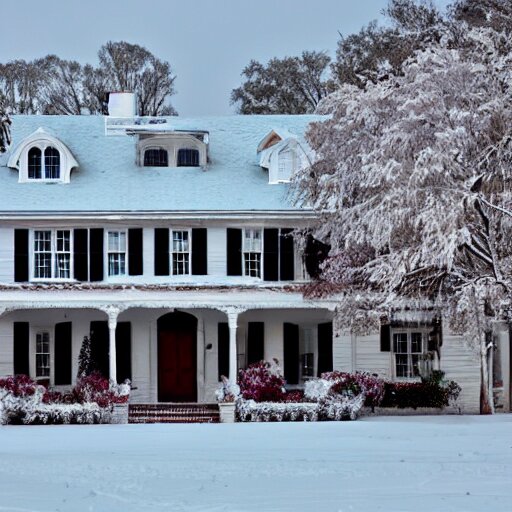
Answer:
215, 376, 239, 423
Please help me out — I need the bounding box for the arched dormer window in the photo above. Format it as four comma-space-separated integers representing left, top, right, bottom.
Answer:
28, 147, 42, 179
144, 148, 168, 167
44, 147, 60, 179
7, 128, 78, 184
177, 148, 199, 167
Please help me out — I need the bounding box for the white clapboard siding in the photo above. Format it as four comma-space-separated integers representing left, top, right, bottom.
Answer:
207, 228, 227, 276
0, 228, 13, 283
142, 227, 155, 277
333, 332, 352, 373
441, 335, 480, 413
0, 319, 13, 376
355, 334, 392, 380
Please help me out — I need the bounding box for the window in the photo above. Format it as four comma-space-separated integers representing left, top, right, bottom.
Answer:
33, 230, 71, 280
44, 147, 60, 179
171, 230, 190, 275
107, 231, 127, 276
27, 146, 60, 180
243, 228, 262, 278
177, 148, 199, 167
392, 330, 426, 378
28, 147, 42, 179
144, 148, 168, 167
36, 331, 50, 378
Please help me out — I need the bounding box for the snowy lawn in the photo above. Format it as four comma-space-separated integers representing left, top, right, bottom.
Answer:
0, 416, 511, 512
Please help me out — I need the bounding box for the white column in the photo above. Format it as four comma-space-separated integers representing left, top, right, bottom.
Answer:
227, 310, 239, 384
107, 308, 119, 384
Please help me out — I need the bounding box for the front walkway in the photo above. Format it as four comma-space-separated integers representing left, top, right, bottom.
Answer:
0, 415, 510, 511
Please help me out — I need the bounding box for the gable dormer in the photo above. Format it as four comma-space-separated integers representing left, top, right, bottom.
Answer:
7, 128, 79, 184
258, 130, 312, 184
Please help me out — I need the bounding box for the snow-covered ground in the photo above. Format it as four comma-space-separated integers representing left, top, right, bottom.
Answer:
0, 415, 511, 512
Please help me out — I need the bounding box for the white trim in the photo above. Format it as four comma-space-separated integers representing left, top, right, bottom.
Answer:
7, 128, 79, 184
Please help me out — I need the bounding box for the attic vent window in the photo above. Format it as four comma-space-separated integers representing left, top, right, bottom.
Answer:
177, 148, 199, 167
144, 148, 168, 167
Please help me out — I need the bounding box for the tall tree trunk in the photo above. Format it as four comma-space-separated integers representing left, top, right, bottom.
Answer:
480, 334, 493, 414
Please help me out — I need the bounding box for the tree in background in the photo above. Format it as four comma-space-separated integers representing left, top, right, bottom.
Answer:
231, 51, 332, 114
0, 103, 10, 153
0, 41, 177, 116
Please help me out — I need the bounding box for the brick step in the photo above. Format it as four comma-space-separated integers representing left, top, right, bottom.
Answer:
128, 403, 220, 424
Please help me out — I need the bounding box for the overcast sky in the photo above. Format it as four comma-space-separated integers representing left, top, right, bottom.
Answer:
0, 0, 452, 116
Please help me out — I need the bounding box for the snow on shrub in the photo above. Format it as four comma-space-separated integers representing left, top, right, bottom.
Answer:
238, 360, 286, 402
237, 400, 319, 422
215, 375, 240, 403
0, 374, 130, 425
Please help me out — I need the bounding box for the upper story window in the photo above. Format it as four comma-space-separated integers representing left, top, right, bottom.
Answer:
107, 230, 127, 277
243, 228, 262, 278
171, 230, 191, 275
33, 229, 71, 280
7, 128, 78, 184
177, 148, 199, 167
144, 148, 168, 167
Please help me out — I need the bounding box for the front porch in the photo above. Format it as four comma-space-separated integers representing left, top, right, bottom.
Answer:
0, 290, 336, 404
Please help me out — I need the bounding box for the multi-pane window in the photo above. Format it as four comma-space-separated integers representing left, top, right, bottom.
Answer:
33, 230, 71, 280
44, 147, 60, 179
107, 231, 127, 276
28, 147, 42, 179
177, 148, 200, 167
27, 146, 60, 180
393, 330, 425, 378
144, 148, 168, 167
36, 331, 50, 378
171, 230, 190, 275
243, 228, 262, 278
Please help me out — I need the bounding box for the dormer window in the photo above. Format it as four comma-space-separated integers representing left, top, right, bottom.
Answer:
144, 148, 168, 167
7, 128, 78, 184
177, 148, 199, 167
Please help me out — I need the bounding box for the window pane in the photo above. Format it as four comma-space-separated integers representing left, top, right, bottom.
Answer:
44, 147, 60, 179
411, 332, 423, 353
36, 332, 50, 378
28, 147, 42, 179
56, 230, 70, 252
177, 148, 199, 167
395, 354, 409, 378
393, 333, 408, 354
172, 252, 189, 275
55, 253, 70, 279
244, 253, 261, 278
108, 253, 126, 276
172, 231, 189, 252
144, 148, 168, 167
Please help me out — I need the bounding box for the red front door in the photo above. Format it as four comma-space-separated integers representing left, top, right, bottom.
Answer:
158, 313, 197, 402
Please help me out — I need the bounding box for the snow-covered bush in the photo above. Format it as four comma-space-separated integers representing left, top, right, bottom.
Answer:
0, 374, 130, 425
215, 375, 240, 403
237, 400, 319, 422
238, 360, 286, 402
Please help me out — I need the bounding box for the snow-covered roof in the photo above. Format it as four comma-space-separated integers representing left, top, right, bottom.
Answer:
0, 115, 323, 214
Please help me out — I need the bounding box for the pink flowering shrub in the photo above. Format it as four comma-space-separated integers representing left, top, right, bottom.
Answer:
0, 374, 38, 398
238, 360, 286, 402
72, 373, 129, 407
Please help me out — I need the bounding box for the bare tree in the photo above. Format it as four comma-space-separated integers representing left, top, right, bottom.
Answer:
231, 51, 332, 114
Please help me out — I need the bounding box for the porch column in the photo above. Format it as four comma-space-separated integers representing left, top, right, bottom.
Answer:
227, 310, 239, 384
106, 307, 120, 384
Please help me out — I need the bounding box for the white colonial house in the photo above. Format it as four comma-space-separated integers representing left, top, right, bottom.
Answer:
0, 95, 509, 415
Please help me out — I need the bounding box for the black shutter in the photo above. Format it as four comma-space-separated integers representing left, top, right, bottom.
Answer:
13, 322, 29, 376
218, 322, 230, 380
380, 324, 391, 352
247, 322, 264, 365
116, 322, 132, 384
14, 229, 29, 282
317, 322, 333, 376
226, 228, 242, 276
89, 229, 104, 282
74, 229, 88, 281
154, 228, 170, 276
263, 228, 279, 281
304, 235, 330, 279
283, 323, 299, 385
279, 228, 295, 281
54, 322, 72, 385
90, 321, 109, 379
192, 228, 207, 275
128, 228, 143, 276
